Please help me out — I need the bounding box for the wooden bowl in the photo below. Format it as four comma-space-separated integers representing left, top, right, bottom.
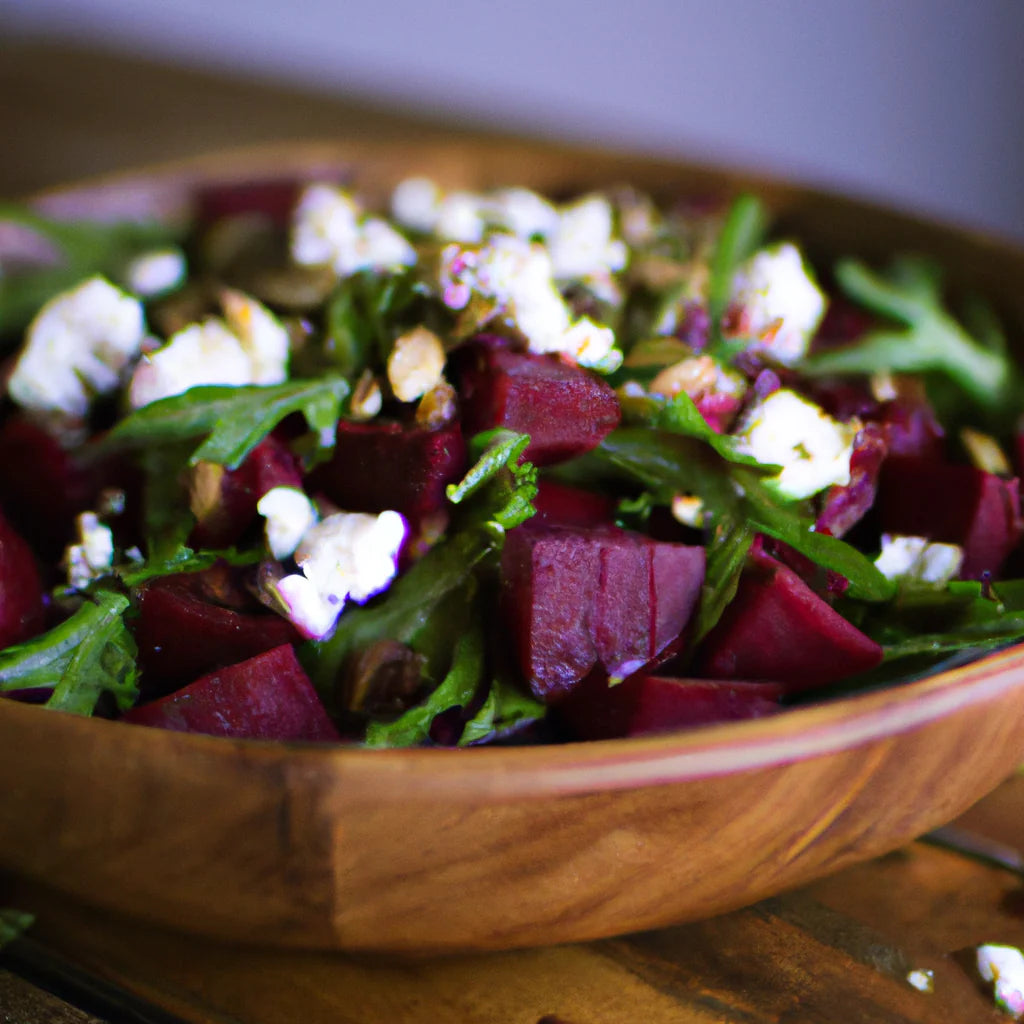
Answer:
2, 140, 1024, 954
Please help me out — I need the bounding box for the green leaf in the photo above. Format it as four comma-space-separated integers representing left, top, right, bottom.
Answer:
116, 545, 261, 588
308, 530, 492, 698
0, 592, 139, 715
363, 617, 486, 748
692, 518, 755, 644
95, 376, 349, 470
458, 672, 545, 746
447, 430, 538, 531
0, 908, 34, 949
0, 205, 181, 335
803, 256, 1020, 424
596, 429, 893, 602
707, 194, 769, 354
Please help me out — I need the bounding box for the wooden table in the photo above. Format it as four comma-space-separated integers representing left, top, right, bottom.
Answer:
4, 37, 1024, 1024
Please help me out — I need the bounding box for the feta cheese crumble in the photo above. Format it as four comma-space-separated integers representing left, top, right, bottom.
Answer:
128, 291, 289, 408
906, 968, 934, 993
439, 236, 622, 372
875, 534, 963, 585
270, 511, 407, 640
123, 248, 187, 298
732, 388, 859, 500
292, 183, 416, 277
65, 511, 115, 590
730, 242, 826, 365
547, 194, 628, 285
9, 276, 147, 418
257, 486, 319, 560
977, 944, 1024, 1018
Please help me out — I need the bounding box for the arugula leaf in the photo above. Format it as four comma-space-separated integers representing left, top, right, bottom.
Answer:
309, 432, 539, 697
707, 194, 768, 355
116, 545, 261, 588
0, 908, 34, 949
803, 256, 1020, 424
0, 592, 138, 715
363, 616, 486, 748
0, 205, 180, 335
458, 672, 545, 747
446, 430, 538, 531
596, 429, 893, 602
692, 518, 756, 644
95, 376, 349, 470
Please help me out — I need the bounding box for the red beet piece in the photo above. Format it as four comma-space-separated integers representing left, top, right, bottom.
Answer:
532, 480, 614, 527
0, 416, 97, 558
195, 179, 304, 229
695, 549, 883, 692
307, 421, 467, 529
457, 347, 620, 466
558, 672, 783, 740
122, 644, 339, 742
189, 436, 303, 549
817, 423, 888, 538
877, 456, 1023, 579
501, 525, 705, 701
133, 574, 299, 694
0, 508, 45, 650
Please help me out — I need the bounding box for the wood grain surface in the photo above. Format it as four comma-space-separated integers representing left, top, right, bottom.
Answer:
8, 777, 1024, 1022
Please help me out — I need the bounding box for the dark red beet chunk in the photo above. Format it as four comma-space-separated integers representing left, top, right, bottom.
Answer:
195, 179, 304, 229
122, 644, 339, 742
501, 525, 705, 701
189, 436, 303, 549
0, 509, 45, 649
877, 456, 1022, 579
133, 575, 299, 694
695, 549, 882, 692
557, 672, 783, 740
531, 480, 614, 527
456, 347, 620, 466
817, 423, 888, 538
307, 421, 466, 530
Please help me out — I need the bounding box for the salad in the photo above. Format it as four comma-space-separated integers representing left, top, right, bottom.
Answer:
0, 171, 1022, 748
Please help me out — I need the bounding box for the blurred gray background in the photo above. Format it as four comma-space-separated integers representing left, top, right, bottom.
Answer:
3, 0, 1023, 240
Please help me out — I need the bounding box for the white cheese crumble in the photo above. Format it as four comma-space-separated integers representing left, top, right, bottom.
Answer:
977, 944, 1024, 1018
387, 326, 447, 402
391, 177, 443, 233
489, 187, 559, 239
271, 510, 406, 640
730, 242, 826, 365
257, 486, 319, 560
732, 388, 859, 500
124, 248, 187, 298
439, 236, 622, 372
65, 511, 114, 590
292, 183, 416, 277
9, 276, 147, 418
547, 194, 628, 284
875, 534, 964, 585
128, 291, 288, 408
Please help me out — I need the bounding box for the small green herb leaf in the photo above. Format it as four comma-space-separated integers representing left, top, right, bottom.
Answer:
708, 194, 768, 354
458, 673, 545, 746
0, 592, 138, 715
692, 518, 756, 644
447, 430, 538, 531
96, 376, 349, 470
0, 908, 34, 949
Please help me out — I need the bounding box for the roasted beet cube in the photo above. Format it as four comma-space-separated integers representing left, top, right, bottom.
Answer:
189, 435, 303, 549
133, 574, 299, 694
501, 525, 705, 701
194, 179, 304, 229
817, 423, 888, 538
531, 480, 614, 527
0, 509, 45, 650
695, 549, 883, 692
877, 456, 1022, 579
557, 672, 784, 740
456, 347, 620, 465
121, 644, 339, 742
307, 421, 466, 530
